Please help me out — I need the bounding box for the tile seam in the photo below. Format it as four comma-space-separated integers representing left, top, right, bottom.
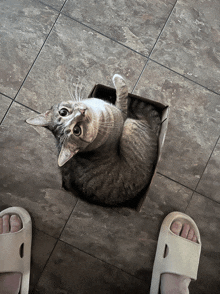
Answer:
58, 238, 149, 284
148, 0, 178, 58
157, 172, 220, 206
149, 58, 220, 96
0, 100, 14, 125
194, 134, 220, 191
5, 0, 219, 104
31, 238, 59, 293
1, 3, 64, 125
57, 199, 79, 240
59, 10, 149, 58
0, 92, 13, 100
131, 59, 150, 93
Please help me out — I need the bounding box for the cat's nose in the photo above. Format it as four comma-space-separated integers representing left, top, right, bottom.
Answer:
79, 108, 86, 116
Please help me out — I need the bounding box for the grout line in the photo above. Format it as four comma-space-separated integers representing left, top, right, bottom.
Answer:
28, 0, 220, 98
0, 92, 13, 100
31, 195, 77, 293
184, 191, 195, 213
157, 171, 195, 193
12, 13, 60, 99
183, 134, 220, 211
31, 238, 59, 294
14, 100, 41, 114
58, 238, 149, 284
0, 100, 13, 125
59, 10, 148, 58
32, 197, 148, 292
58, 198, 79, 240
1, 2, 63, 126
148, 0, 178, 58
149, 58, 220, 96
131, 59, 150, 93
194, 135, 220, 191
157, 171, 220, 206
37, 0, 63, 12
0, 99, 40, 126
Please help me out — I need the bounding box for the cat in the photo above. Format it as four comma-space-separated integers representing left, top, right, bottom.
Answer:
26, 74, 161, 206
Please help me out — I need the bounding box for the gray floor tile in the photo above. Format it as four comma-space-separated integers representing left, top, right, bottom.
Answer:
186, 193, 220, 294
34, 240, 148, 294
60, 200, 157, 281
140, 173, 193, 227
151, 0, 220, 94
30, 229, 57, 291
0, 102, 77, 237
60, 174, 193, 283
1, 1, 219, 293
16, 14, 147, 113
196, 138, 220, 202
62, 0, 176, 56
0, 95, 11, 121
0, 0, 58, 98
133, 60, 220, 189
39, 0, 66, 11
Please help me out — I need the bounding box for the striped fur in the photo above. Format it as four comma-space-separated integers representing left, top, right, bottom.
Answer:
26, 75, 161, 206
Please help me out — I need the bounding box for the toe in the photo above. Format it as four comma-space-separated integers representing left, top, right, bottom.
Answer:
170, 221, 182, 235
192, 234, 198, 243
10, 215, 22, 233
180, 223, 190, 238
187, 228, 194, 241
2, 215, 10, 233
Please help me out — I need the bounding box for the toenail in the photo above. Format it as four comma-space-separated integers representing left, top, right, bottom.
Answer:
171, 221, 182, 235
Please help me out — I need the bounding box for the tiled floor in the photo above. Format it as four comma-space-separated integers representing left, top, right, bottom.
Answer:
0, 0, 219, 293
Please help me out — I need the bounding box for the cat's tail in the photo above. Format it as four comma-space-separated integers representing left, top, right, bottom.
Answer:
112, 74, 128, 120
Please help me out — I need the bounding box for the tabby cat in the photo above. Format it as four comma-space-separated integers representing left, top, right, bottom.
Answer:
26, 74, 161, 206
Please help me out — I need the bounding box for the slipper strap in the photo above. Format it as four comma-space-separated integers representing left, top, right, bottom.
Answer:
0, 207, 32, 294
0, 228, 31, 273
160, 229, 201, 279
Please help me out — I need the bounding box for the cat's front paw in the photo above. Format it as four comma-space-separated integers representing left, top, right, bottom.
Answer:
112, 74, 126, 88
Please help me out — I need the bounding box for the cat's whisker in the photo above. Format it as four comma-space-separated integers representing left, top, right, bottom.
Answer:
77, 82, 84, 101
74, 80, 84, 102
75, 82, 79, 102
67, 87, 75, 101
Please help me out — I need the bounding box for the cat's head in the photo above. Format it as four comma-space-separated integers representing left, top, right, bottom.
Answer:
26, 99, 107, 166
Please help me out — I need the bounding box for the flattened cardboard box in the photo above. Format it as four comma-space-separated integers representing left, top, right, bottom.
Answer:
88, 84, 169, 211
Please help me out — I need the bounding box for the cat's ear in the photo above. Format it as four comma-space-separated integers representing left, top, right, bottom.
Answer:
58, 142, 79, 167
26, 111, 51, 127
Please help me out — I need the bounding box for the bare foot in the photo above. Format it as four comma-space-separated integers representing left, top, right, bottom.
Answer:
160, 221, 198, 294
0, 214, 22, 294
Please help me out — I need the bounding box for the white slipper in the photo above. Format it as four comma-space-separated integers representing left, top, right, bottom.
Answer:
0, 207, 32, 294
150, 211, 201, 294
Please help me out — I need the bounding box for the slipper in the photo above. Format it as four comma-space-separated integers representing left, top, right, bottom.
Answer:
0, 207, 32, 294
150, 211, 201, 294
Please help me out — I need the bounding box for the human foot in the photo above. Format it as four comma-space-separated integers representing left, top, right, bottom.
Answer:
160, 221, 198, 294
0, 214, 22, 294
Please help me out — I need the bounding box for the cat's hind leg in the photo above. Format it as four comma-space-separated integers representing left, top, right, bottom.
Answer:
112, 74, 128, 120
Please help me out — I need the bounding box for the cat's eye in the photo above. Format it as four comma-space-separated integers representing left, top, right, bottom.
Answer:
73, 125, 81, 136
59, 108, 69, 117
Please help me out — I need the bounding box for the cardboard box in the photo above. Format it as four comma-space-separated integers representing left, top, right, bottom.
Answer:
88, 84, 169, 211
